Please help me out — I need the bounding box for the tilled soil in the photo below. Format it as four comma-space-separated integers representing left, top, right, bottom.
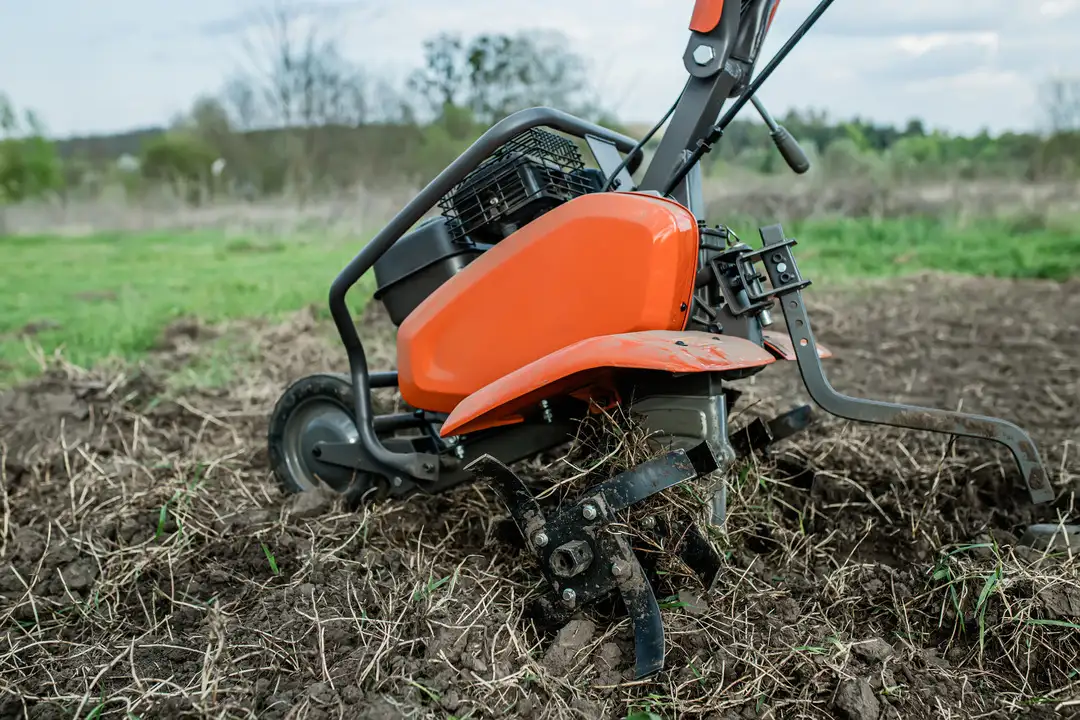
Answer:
0, 272, 1078, 720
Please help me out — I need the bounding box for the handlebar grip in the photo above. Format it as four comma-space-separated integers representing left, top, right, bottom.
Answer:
771, 126, 810, 174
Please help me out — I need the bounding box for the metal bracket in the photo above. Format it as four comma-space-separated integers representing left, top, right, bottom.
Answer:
585, 134, 634, 192
755, 224, 1054, 505
731, 405, 814, 458
466, 446, 713, 679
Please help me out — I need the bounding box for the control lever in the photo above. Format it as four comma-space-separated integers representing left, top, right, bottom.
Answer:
750, 95, 810, 174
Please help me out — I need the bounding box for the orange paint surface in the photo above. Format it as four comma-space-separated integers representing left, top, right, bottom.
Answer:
762, 330, 832, 361
690, 0, 725, 33
397, 192, 700, 414
440, 330, 777, 436
767, 0, 781, 30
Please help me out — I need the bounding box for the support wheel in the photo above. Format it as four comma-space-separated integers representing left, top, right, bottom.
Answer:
267, 373, 381, 495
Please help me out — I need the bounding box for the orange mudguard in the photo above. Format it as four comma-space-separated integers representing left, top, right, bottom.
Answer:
440, 330, 776, 437
398, 192, 700, 414
762, 330, 832, 361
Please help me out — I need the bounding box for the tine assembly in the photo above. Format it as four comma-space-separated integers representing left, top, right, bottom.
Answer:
466, 446, 717, 679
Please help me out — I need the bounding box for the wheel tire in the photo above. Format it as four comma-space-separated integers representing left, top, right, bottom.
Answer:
267, 373, 378, 495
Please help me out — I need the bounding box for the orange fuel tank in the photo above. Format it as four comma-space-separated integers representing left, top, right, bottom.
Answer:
396, 192, 701, 414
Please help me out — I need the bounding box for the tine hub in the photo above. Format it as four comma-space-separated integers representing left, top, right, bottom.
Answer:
471, 446, 716, 679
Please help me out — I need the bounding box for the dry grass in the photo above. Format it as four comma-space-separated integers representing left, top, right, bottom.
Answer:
1, 274, 1079, 719
5, 177, 1080, 238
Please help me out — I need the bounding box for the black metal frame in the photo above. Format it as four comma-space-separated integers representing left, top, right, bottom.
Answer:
753, 225, 1055, 504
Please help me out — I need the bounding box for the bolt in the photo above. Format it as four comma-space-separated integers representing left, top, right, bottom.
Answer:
692, 44, 715, 66
312, 446, 322, 458
776, 262, 788, 274
454, 445, 465, 459
533, 531, 549, 548
611, 560, 629, 578
641, 516, 657, 530
561, 588, 577, 605
422, 462, 434, 473
582, 504, 598, 521
392, 477, 403, 487
541, 399, 553, 424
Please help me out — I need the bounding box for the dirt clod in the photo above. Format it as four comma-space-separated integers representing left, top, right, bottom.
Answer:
543, 618, 596, 674
58, 557, 98, 591
852, 638, 895, 664
1040, 585, 1080, 619
678, 589, 709, 616
834, 678, 881, 720
285, 485, 337, 518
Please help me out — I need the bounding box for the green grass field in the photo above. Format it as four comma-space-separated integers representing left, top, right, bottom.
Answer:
2, 216, 1078, 386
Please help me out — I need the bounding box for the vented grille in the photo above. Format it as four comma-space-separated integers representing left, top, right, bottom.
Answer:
438, 128, 594, 243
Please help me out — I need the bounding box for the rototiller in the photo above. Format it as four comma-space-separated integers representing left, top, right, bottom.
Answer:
268, 0, 1054, 679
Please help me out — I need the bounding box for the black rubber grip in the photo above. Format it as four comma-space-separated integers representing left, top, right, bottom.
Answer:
771, 126, 811, 174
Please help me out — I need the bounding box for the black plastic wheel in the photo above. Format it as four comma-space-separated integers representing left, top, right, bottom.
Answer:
267, 373, 380, 495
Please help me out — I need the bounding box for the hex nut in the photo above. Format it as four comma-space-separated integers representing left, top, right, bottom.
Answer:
549, 540, 594, 578
692, 44, 715, 66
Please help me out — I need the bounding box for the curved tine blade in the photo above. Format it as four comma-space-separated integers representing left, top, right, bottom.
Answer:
589, 449, 700, 513
618, 564, 666, 679
678, 521, 724, 587
465, 454, 544, 526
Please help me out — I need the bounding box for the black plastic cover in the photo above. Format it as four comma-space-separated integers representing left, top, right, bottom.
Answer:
374, 217, 465, 291
373, 217, 485, 326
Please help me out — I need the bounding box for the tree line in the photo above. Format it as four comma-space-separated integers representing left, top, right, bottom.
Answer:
6, 7, 1080, 208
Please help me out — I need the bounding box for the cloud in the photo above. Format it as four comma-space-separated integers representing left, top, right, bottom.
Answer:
3, 0, 1078, 136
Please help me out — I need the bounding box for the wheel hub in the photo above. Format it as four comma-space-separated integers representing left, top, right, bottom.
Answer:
284, 398, 359, 492
268, 374, 381, 496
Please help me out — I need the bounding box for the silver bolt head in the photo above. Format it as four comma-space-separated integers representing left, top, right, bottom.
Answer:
692, 44, 715, 66
533, 531, 549, 548
641, 516, 657, 530
561, 588, 577, 604
776, 262, 789, 274
582, 504, 598, 520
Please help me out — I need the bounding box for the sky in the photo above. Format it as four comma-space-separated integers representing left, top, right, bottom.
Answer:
1, 0, 1079, 139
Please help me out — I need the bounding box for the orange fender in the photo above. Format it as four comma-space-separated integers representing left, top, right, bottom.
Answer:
762, 330, 832, 361
440, 330, 776, 437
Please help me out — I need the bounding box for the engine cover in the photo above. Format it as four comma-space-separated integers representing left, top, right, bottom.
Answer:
396, 192, 700, 414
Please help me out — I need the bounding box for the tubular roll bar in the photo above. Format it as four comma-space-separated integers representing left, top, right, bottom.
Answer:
328, 107, 643, 481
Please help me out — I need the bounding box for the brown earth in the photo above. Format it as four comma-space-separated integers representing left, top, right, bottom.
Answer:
0, 272, 1078, 720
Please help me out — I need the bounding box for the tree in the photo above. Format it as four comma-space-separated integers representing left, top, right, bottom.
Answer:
139, 132, 218, 204
407, 30, 594, 125
0, 93, 62, 224
1039, 76, 1080, 133
217, 0, 373, 200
